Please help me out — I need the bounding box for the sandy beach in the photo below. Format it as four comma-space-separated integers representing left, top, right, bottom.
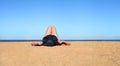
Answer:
0, 42, 120, 66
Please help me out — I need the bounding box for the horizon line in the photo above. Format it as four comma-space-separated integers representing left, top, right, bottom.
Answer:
0, 39, 120, 42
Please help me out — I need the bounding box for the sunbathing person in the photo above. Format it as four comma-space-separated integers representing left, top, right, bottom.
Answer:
31, 26, 70, 46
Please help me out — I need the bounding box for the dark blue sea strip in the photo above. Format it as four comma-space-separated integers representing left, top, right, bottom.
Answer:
0, 40, 120, 42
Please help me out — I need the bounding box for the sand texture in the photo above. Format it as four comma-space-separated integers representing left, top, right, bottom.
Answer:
0, 42, 120, 66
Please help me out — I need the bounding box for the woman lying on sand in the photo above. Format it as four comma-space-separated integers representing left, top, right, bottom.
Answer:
31, 26, 70, 46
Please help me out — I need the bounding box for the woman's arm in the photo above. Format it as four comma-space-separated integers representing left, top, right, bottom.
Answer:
31, 42, 43, 46
58, 40, 70, 46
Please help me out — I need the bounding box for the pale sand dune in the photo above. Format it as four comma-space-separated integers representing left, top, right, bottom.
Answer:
0, 42, 120, 66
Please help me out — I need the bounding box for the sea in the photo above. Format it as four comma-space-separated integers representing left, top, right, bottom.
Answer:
0, 40, 120, 42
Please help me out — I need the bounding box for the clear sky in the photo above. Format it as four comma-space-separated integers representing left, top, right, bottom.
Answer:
0, 0, 120, 40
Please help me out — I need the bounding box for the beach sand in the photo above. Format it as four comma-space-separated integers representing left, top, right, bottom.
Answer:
0, 42, 120, 66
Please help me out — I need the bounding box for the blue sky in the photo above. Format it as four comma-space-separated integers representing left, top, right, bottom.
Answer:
0, 0, 120, 40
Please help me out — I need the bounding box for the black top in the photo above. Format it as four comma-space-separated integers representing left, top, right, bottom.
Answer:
42, 35, 59, 46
